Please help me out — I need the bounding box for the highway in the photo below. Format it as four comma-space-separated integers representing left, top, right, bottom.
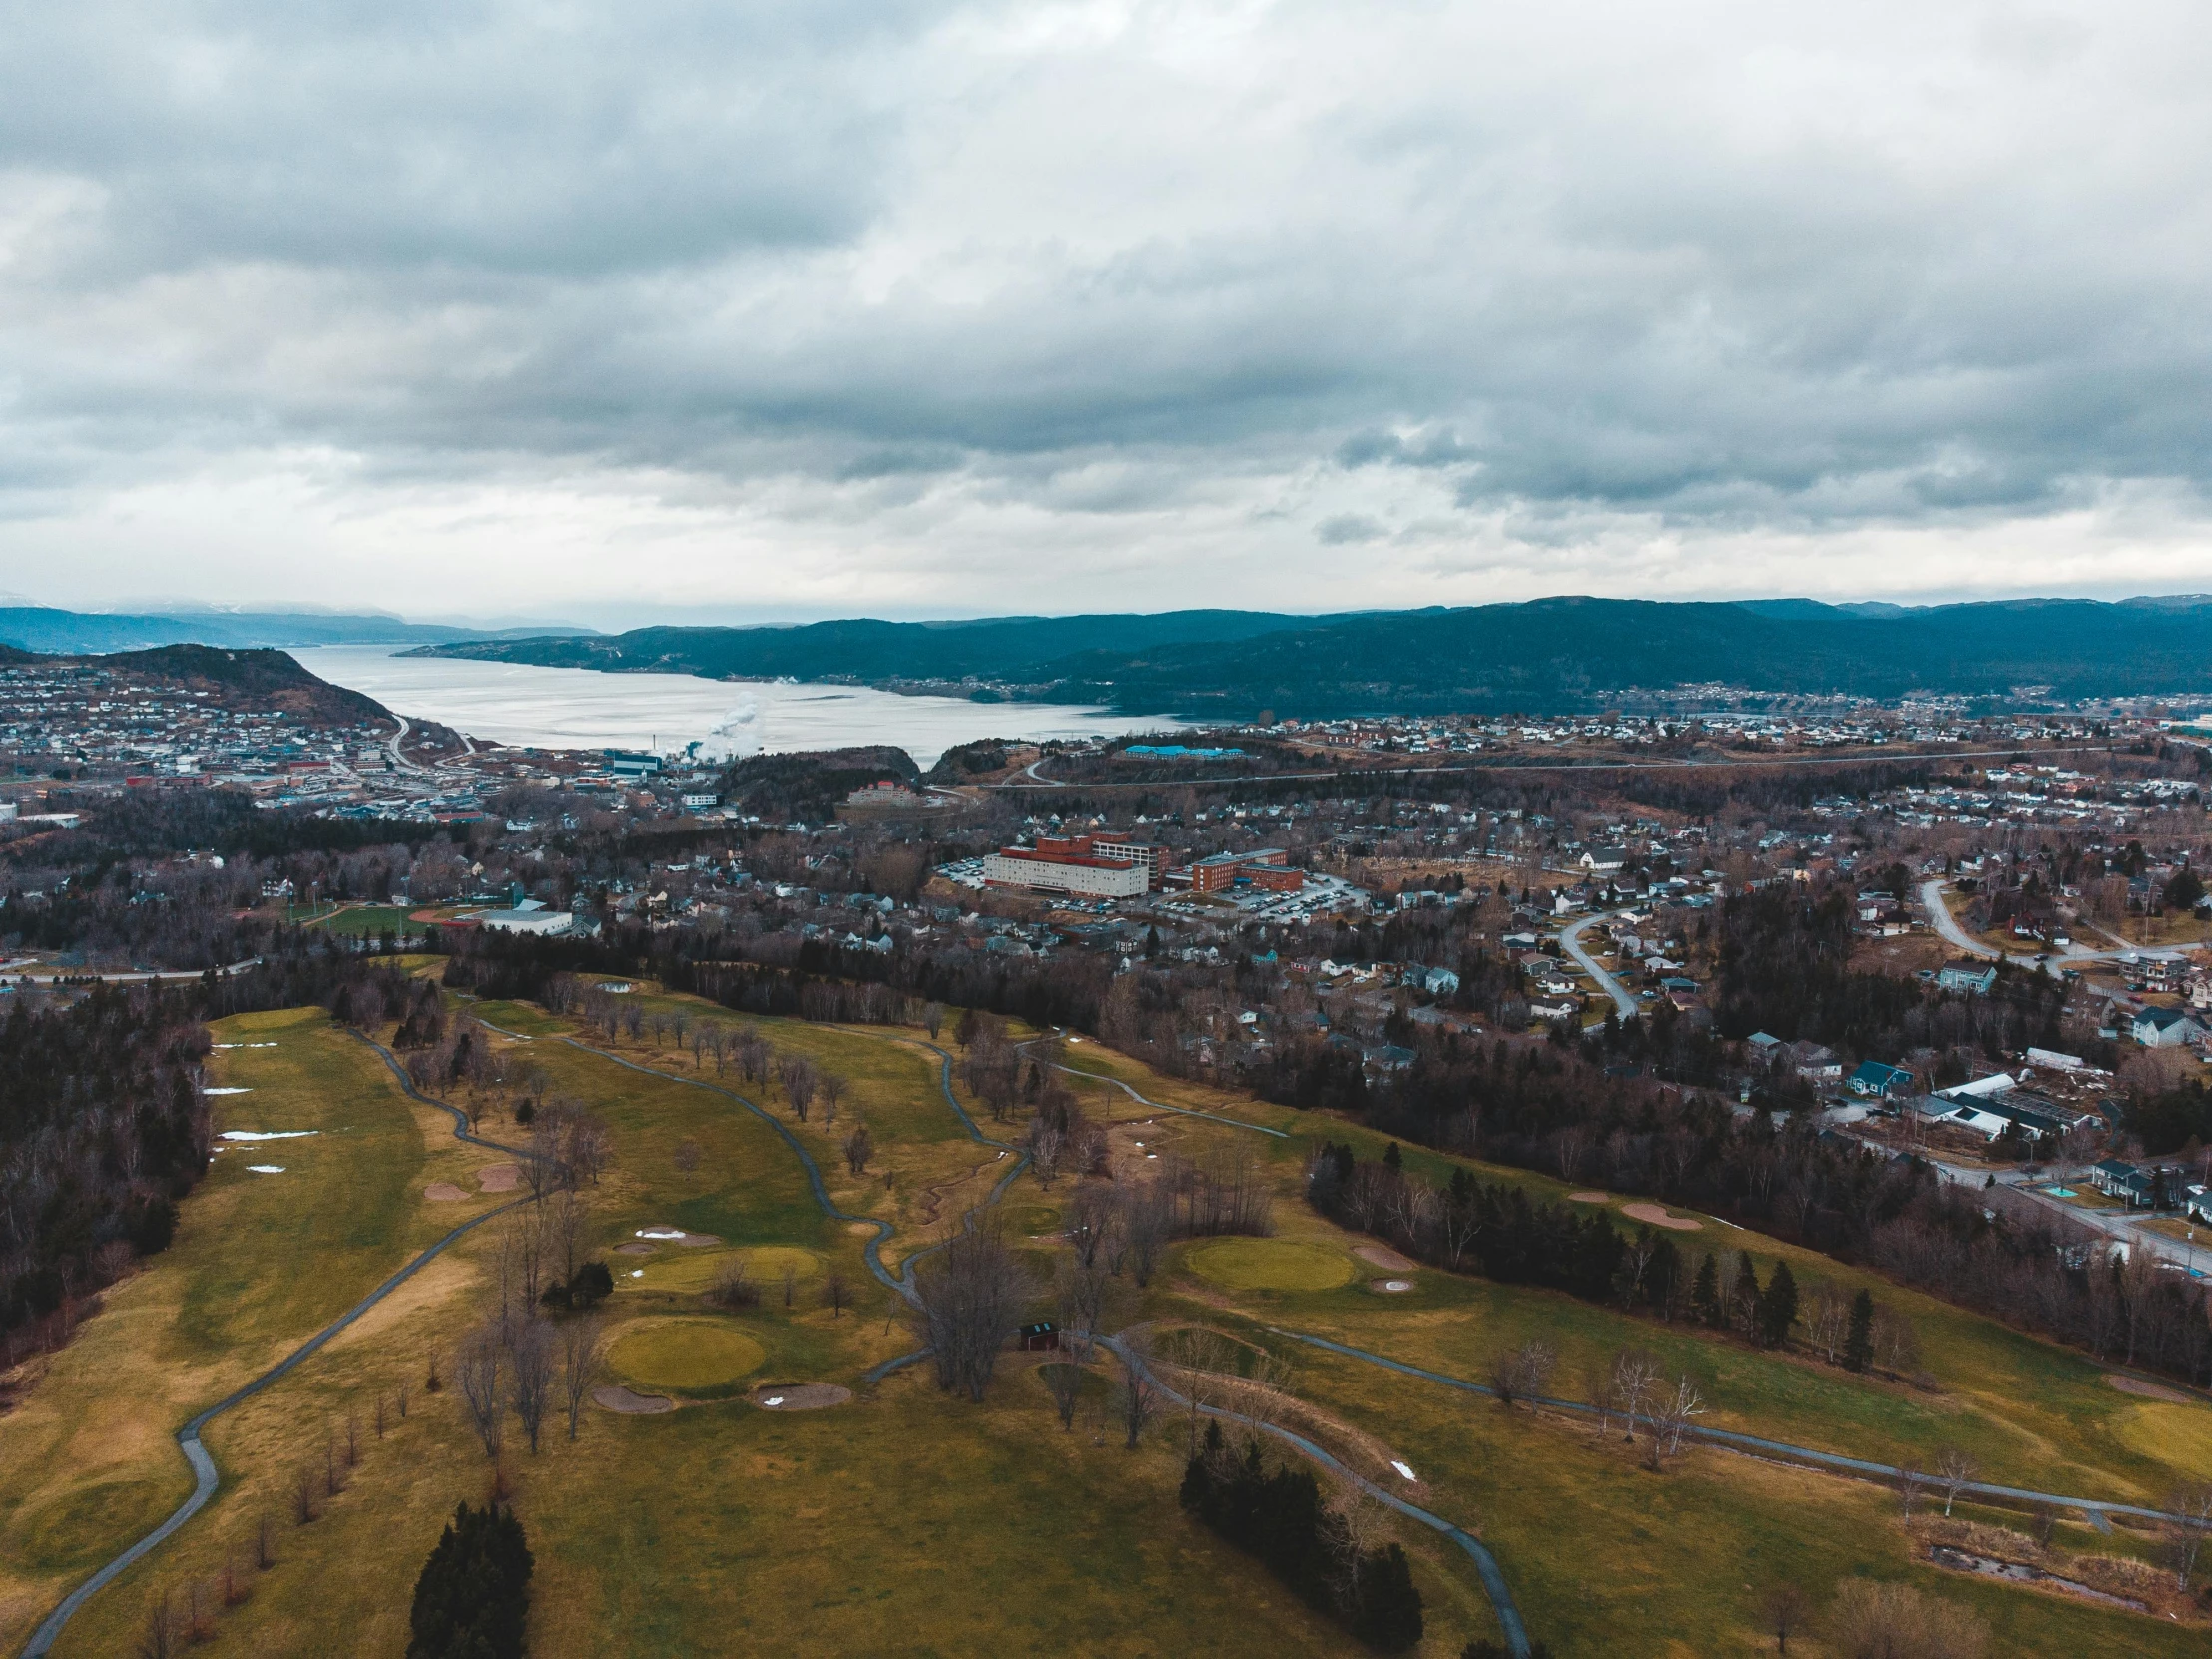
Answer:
993, 743, 2121, 792
1557, 910, 1641, 1020
5, 956, 261, 987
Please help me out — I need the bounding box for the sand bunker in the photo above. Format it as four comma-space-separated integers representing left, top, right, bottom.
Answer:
615, 1241, 656, 1256
592, 1385, 675, 1414
475, 1164, 520, 1192
1354, 1244, 1418, 1272
423, 1182, 467, 1203
635, 1227, 721, 1247
1567, 1191, 1610, 1204
1621, 1202, 1702, 1232
752, 1383, 851, 1410
1369, 1278, 1415, 1294
2106, 1374, 2196, 1405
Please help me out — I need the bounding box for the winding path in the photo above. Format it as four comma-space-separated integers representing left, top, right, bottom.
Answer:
1020, 1041, 1291, 1139
1098, 1333, 1533, 1657
1557, 912, 1640, 1021
21, 1036, 534, 1658
1271, 1328, 2208, 1530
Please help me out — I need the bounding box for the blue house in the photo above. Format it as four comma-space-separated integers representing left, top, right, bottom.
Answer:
1936, 960, 1997, 995
1848, 1060, 1915, 1099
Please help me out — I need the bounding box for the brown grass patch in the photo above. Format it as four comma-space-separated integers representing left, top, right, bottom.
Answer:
475, 1163, 519, 1192
422, 1182, 466, 1202
1354, 1244, 1418, 1272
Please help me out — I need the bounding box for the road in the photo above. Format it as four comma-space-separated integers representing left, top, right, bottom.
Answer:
1557, 911, 1641, 1020
383, 714, 428, 776
990, 744, 2121, 792
1916, 877, 2179, 970
7, 956, 261, 987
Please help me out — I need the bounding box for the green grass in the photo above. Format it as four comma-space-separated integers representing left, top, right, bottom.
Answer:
604, 1319, 767, 1397
17, 997, 2212, 1658
1186, 1237, 1358, 1292
0, 1006, 435, 1640
288, 902, 423, 939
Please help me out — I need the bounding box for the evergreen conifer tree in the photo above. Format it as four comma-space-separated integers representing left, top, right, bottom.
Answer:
1350, 1543, 1424, 1652
1758, 1261, 1799, 1348
1732, 1250, 1762, 1334
1382, 1142, 1403, 1172
1844, 1289, 1875, 1373
407, 1502, 531, 1659
1690, 1253, 1720, 1326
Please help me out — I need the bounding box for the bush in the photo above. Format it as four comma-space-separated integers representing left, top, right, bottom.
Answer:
407, 1501, 531, 1659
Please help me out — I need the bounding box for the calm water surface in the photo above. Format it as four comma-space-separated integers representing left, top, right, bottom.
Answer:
299, 647, 1190, 768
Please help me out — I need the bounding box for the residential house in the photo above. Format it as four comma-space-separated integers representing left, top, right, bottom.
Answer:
2131, 1006, 2201, 1048
1936, 960, 1998, 995
1848, 1060, 1915, 1100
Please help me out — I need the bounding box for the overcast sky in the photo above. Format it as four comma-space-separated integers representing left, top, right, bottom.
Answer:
4, 0, 2210, 625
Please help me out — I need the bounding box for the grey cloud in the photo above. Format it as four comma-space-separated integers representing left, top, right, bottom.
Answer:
4, 1, 2212, 611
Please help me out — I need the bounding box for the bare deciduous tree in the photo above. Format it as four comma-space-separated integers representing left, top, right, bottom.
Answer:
509, 1317, 556, 1453
1650, 1375, 1706, 1467
1760, 1583, 1809, 1654
911, 1222, 1036, 1402
456, 1323, 505, 1459
820, 1072, 847, 1125
1936, 1445, 1977, 1517
1489, 1340, 1556, 1410
922, 1004, 944, 1041
1897, 1466, 1926, 1518
1113, 1328, 1164, 1449
2168, 1481, 2212, 1591
1043, 1357, 1084, 1429
137, 1587, 182, 1659
1124, 1183, 1172, 1288
822, 1269, 851, 1319
1610, 1348, 1662, 1441
841, 1123, 873, 1175
559, 1313, 603, 1442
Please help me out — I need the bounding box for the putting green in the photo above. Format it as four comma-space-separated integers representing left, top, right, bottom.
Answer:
1185, 1237, 1355, 1293
605, 1318, 767, 1396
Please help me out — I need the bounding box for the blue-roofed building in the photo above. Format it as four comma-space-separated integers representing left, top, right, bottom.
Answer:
1848, 1060, 1915, 1099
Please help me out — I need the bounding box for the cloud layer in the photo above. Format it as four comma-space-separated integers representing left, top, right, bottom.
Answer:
4, 0, 2211, 619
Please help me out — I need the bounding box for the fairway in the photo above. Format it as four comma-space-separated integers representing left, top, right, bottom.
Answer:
605, 1319, 767, 1395
16, 994, 2212, 1659
1186, 1237, 1356, 1292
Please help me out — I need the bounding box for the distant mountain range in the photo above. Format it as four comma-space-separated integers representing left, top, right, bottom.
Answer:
0, 605, 595, 656
416, 596, 2212, 716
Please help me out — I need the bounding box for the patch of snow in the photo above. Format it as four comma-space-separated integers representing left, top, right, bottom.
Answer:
1390, 1460, 1417, 1482
764, 1395, 784, 1406
203, 1087, 254, 1095
220, 1129, 317, 1141
248, 1165, 285, 1174
636, 1228, 687, 1240
630, 1269, 644, 1278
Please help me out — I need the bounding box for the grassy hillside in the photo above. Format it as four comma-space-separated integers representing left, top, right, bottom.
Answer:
5, 985, 2209, 1656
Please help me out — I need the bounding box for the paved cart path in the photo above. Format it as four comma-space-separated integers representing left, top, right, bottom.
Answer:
22, 1036, 533, 1658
